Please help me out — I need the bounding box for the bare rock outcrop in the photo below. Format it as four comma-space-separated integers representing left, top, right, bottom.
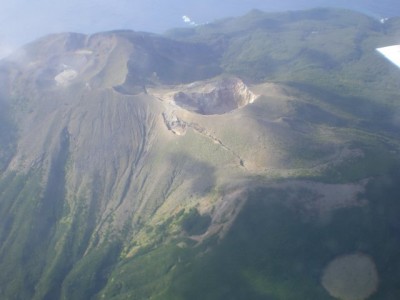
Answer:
162, 112, 187, 135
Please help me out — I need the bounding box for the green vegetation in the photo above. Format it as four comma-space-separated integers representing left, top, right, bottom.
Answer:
0, 172, 48, 299
169, 8, 400, 107
1, 7, 400, 300
90, 166, 400, 299
155, 171, 400, 299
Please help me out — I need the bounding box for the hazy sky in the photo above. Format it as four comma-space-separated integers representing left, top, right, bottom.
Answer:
0, 0, 399, 57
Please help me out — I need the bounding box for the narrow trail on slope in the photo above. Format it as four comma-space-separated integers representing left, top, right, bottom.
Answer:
187, 121, 247, 170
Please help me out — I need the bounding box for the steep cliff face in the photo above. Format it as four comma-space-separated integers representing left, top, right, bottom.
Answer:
1, 9, 400, 300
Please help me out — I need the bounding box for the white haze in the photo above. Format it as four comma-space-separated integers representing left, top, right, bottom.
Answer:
0, 0, 399, 58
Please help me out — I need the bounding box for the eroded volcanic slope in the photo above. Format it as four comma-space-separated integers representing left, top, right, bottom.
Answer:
1, 8, 400, 300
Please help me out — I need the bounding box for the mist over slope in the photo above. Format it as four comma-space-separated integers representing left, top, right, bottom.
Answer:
0, 8, 400, 299
2, 0, 400, 57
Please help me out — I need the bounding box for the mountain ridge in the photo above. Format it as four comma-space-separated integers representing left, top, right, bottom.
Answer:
0, 8, 400, 299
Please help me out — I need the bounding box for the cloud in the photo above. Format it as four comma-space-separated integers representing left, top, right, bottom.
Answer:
182, 15, 197, 26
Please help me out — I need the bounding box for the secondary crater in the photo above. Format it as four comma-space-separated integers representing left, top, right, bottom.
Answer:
171, 77, 257, 115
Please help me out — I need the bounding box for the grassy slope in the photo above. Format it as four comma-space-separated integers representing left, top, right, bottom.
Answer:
97, 166, 400, 300
0, 99, 17, 172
